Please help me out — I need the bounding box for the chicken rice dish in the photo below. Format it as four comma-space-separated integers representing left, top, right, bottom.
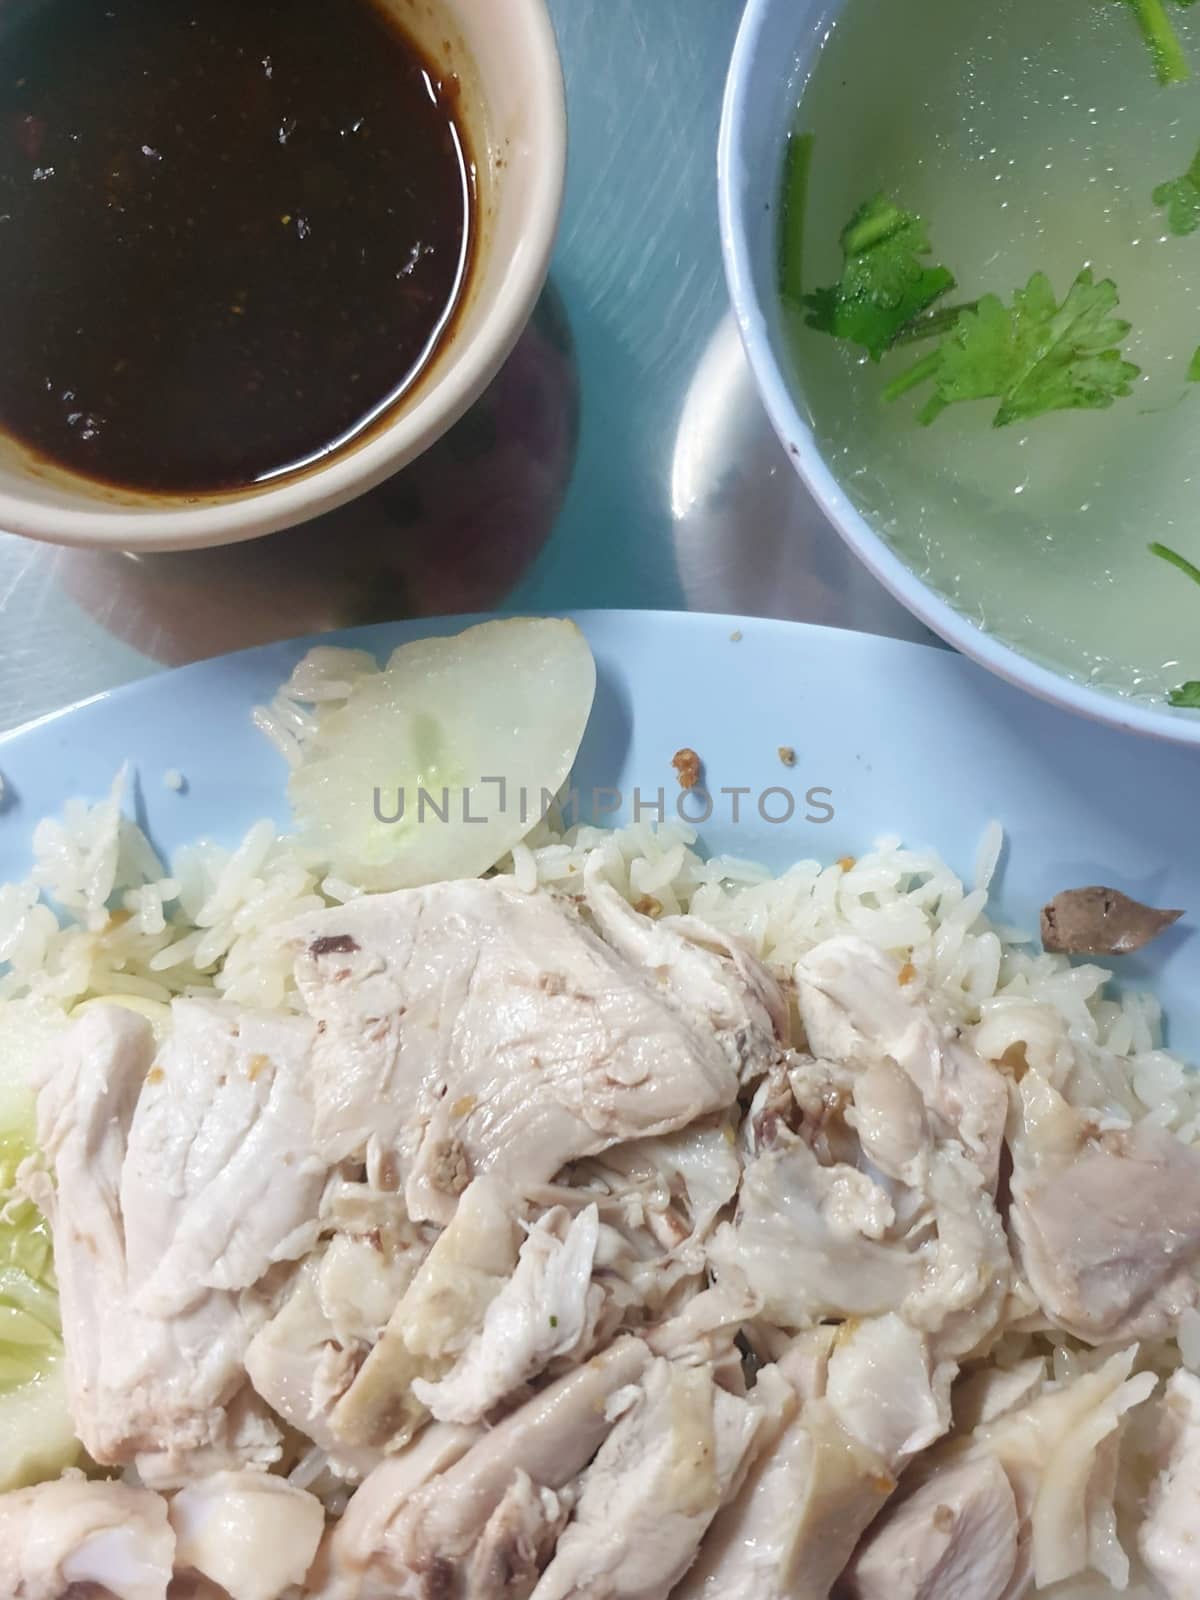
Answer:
0, 621, 1196, 1600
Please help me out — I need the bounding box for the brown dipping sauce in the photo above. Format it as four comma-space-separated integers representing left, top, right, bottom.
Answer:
0, 0, 475, 494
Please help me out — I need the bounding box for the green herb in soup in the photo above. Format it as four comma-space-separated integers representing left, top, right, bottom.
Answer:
1117, 0, 1193, 85
777, 0, 1200, 705
883, 270, 1139, 427
801, 195, 955, 361
1151, 540, 1200, 585
791, 187, 1140, 425
779, 133, 815, 303
1154, 139, 1200, 231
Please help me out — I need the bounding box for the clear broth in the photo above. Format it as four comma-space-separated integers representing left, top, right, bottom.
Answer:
786, 0, 1200, 702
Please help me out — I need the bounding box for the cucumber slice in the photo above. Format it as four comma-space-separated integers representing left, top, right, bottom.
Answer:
289, 618, 597, 891
0, 998, 78, 1486
0, 1357, 82, 1492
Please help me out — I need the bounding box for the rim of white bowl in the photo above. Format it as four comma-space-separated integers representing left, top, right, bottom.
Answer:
0, 0, 567, 555
717, 0, 1200, 748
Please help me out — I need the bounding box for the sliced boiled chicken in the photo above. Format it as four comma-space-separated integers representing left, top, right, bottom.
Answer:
669, 1362, 800, 1600
646, 1279, 763, 1376
529, 1357, 763, 1600
464, 1471, 572, 1600
710, 937, 1012, 1360
288, 874, 786, 1223
121, 998, 326, 1313
315, 1176, 435, 1348
901, 1147, 1012, 1360
310, 1419, 481, 1597
0, 1475, 174, 1600
841, 1454, 1019, 1600
15, 856, 1197, 1599
318, 1336, 650, 1600
413, 1204, 603, 1425
1140, 1369, 1200, 1599
710, 1129, 921, 1325
682, 1392, 892, 1598
795, 935, 1007, 1186
824, 1315, 954, 1464
1009, 1069, 1200, 1342
568, 1116, 742, 1253
245, 1179, 432, 1479
26, 1000, 325, 1486
330, 1175, 519, 1451
952, 1358, 1048, 1433
959, 1345, 1156, 1593
709, 1120, 1009, 1359
168, 1471, 325, 1600
536, 1119, 743, 1330
580, 858, 790, 1080
676, 1319, 951, 1600
244, 1258, 380, 1482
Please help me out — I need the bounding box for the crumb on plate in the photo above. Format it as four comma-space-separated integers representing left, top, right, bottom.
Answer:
778, 745, 796, 767
672, 747, 702, 790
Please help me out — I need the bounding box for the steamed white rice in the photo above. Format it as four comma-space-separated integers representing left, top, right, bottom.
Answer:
1, 758, 1195, 1143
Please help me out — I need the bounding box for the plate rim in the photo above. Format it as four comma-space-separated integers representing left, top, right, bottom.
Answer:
2, 607, 1197, 1058
0, 609, 955, 751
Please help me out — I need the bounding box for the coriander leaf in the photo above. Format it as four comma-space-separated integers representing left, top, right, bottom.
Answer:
1168, 681, 1200, 706
1118, 0, 1190, 84
803, 195, 955, 361
891, 299, 981, 346
1153, 140, 1200, 233
1190, 345, 1200, 380
883, 269, 1140, 428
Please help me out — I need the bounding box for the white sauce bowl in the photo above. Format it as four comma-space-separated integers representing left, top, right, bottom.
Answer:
0, 0, 566, 552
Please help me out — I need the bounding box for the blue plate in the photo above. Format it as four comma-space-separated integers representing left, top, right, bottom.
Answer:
1, 611, 1196, 1057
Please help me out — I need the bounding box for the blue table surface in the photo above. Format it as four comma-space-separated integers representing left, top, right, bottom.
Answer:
0, 0, 933, 736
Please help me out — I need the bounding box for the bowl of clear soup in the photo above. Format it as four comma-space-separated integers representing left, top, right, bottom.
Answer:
720, 0, 1200, 743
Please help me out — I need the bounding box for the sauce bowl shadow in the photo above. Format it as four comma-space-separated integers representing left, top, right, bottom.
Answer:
54, 284, 580, 666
